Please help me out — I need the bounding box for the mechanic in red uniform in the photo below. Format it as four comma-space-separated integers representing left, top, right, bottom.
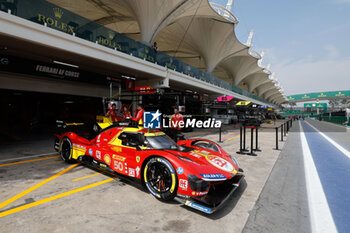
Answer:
170, 108, 183, 141
131, 104, 145, 126
122, 106, 131, 120
105, 103, 118, 122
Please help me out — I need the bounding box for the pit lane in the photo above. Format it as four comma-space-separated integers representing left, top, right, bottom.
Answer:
0, 121, 288, 233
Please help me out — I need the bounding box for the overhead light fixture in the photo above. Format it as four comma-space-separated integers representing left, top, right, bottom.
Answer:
121, 75, 136, 80
53, 60, 79, 68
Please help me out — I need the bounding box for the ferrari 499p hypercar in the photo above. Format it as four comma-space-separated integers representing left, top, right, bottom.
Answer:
54, 120, 244, 214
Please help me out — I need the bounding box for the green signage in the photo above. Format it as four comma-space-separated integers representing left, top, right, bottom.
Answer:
304, 103, 327, 108
288, 90, 350, 102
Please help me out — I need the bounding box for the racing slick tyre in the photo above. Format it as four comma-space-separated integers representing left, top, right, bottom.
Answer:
60, 137, 76, 164
143, 157, 178, 201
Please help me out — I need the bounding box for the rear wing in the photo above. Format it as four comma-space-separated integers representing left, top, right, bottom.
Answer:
96, 115, 113, 130
56, 120, 84, 128
55, 120, 89, 135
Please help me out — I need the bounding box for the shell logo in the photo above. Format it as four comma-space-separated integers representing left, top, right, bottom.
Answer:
104, 154, 111, 165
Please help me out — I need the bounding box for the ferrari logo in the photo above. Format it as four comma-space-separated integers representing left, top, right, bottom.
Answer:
136, 156, 140, 163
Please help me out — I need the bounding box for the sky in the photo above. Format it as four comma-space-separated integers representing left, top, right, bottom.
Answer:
211, 0, 350, 96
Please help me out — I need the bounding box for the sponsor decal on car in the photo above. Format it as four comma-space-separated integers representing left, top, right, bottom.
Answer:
104, 154, 111, 165
179, 179, 188, 190
135, 166, 140, 177
88, 149, 93, 156
129, 168, 135, 177
112, 154, 126, 162
72, 143, 86, 149
199, 173, 226, 180
125, 163, 128, 173
185, 201, 211, 214
193, 191, 209, 196
114, 161, 123, 171
97, 135, 101, 143
96, 150, 101, 160
177, 167, 184, 175
189, 152, 202, 159
206, 156, 234, 173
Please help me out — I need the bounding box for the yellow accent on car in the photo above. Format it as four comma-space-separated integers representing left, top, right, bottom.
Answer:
65, 123, 84, 126
144, 132, 165, 136
144, 165, 148, 182
97, 122, 112, 130
170, 173, 176, 193
96, 115, 113, 123
72, 147, 85, 160
232, 169, 238, 175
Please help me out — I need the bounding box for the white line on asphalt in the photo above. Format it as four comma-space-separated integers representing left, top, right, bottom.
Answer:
300, 121, 338, 233
305, 120, 350, 159
0, 152, 58, 163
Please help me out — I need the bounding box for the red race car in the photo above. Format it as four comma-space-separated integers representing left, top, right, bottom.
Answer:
54, 120, 244, 214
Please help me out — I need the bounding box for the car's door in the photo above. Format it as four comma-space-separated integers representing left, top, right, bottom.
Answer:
115, 132, 142, 177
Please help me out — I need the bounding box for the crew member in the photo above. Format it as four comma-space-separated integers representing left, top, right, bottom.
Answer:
171, 108, 183, 141
105, 103, 118, 122
131, 104, 145, 126
122, 106, 131, 120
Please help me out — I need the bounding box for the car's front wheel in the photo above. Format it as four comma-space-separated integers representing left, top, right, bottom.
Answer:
60, 137, 76, 164
143, 157, 178, 201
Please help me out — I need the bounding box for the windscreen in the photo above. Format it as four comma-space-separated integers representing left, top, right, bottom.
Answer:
145, 135, 180, 150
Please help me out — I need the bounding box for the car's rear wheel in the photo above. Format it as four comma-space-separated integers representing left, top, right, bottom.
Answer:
143, 157, 177, 201
60, 137, 75, 163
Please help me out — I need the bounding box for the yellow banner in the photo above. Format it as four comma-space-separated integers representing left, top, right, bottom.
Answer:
236, 101, 251, 106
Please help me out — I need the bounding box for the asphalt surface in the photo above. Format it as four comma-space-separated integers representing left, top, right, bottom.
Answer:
243, 121, 310, 233
243, 118, 350, 233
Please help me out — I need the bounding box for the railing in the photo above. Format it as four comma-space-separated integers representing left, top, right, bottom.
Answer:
0, 0, 275, 106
